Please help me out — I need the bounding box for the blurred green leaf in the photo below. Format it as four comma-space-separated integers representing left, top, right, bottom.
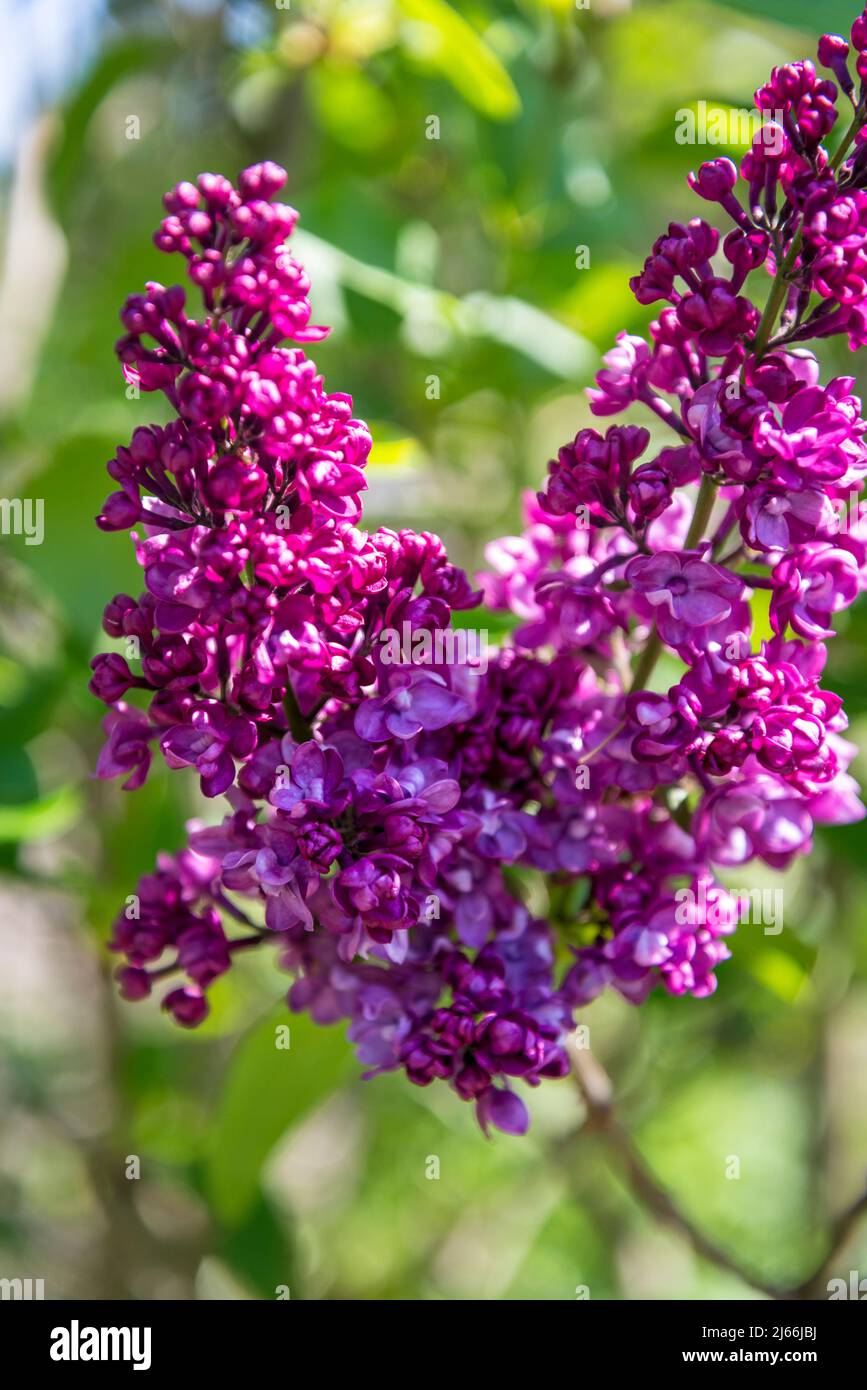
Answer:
0, 743, 38, 807
0, 784, 81, 842
451, 604, 518, 643
23, 434, 141, 642
218, 1188, 297, 1301
48, 37, 171, 220
206, 1008, 351, 1226
749, 586, 773, 646
94, 762, 188, 899
311, 64, 396, 152
0, 665, 68, 753
716, 0, 855, 33
559, 262, 652, 350
747, 948, 811, 1004
397, 0, 521, 121
132, 1090, 209, 1164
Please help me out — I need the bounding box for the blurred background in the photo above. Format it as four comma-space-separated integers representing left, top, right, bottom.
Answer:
1, 0, 867, 1301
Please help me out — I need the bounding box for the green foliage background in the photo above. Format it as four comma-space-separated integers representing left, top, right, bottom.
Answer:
1, 0, 867, 1300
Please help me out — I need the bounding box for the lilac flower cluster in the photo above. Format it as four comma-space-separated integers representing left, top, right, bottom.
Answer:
94, 12, 867, 1136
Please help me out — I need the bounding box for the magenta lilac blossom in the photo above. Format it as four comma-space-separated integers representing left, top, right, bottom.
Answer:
94, 14, 867, 1136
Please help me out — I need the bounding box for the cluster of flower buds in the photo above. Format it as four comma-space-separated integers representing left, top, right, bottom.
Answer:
95, 10, 867, 1137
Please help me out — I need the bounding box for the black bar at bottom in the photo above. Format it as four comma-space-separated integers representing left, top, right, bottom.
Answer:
1, 1295, 863, 1375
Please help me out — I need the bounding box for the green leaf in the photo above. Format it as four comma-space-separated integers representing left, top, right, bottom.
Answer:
218, 1188, 297, 1301
310, 65, 396, 152
23, 434, 142, 643
559, 261, 652, 351
397, 0, 521, 121
0, 785, 81, 843
745, 948, 811, 1004
0, 745, 38, 807
715, 0, 855, 32
206, 1008, 352, 1226
450, 604, 518, 643
48, 37, 171, 220
749, 586, 773, 646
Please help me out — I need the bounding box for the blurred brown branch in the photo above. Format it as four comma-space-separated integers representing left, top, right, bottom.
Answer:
567, 1038, 867, 1302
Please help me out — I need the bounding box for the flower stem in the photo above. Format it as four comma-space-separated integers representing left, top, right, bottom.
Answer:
752, 231, 803, 365
750, 103, 865, 367
623, 474, 716, 698
684, 473, 716, 549
629, 629, 663, 693
284, 684, 315, 742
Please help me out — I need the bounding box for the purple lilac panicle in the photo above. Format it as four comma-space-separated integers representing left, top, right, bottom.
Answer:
95, 15, 867, 1134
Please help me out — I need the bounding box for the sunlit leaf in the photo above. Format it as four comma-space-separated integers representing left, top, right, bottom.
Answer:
749, 586, 773, 646
451, 604, 518, 643
0, 784, 81, 843
747, 949, 811, 1004
310, 64, 395, 151
367, 426, 425, 469
558, 261, 651, 349
397, 0, 521, 120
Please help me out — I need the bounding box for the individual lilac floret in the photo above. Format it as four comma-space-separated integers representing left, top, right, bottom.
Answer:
161, 704, 257, 797
354, 671, 471, 741
625, 551, 744, 649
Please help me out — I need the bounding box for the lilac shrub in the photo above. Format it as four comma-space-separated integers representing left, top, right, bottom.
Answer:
93, 14, 867, 1135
